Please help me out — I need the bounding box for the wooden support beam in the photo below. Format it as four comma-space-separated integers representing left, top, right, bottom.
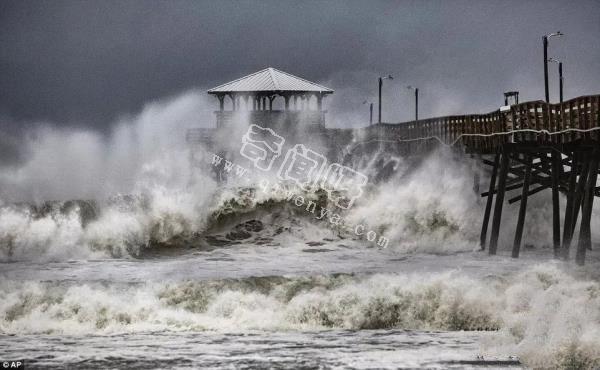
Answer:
551, 150, 562, 257
561, 152, 578, 258
508, 184, 550, 204
489, 146, 510, 255
481, 182, 525, 197
512, 154, 532, 258
480, 150, 500, 250
576, 153, 599, 265
571, 156, 590, 236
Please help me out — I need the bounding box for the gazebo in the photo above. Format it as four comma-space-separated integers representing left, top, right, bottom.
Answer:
207, 67, 334, 127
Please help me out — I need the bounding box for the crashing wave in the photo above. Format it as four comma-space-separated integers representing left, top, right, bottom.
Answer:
1, 264, 599, 368
0, 147, 563, 261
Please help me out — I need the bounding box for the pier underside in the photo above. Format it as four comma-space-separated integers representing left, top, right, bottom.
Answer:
480, 140, 600, 265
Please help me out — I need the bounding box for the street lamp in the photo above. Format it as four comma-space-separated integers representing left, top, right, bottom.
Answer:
548, 57, 564, 104
363, 100, 374, 125
378, 74, 393, 124
543, 31, 563, 103
406, 85, 419, 121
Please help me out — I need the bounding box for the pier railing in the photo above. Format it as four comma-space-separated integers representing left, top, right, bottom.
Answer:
365, 94, 600, 154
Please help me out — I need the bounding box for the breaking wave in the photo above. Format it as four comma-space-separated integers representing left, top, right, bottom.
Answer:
0, 90, 567, 261
0, 145, 563, 261
1, 264, 599, 368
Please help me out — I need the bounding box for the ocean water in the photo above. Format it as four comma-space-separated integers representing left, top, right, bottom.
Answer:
2, 233, 600, 369
2, 94, 600, 369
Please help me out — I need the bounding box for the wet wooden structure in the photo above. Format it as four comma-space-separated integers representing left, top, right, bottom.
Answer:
479, 141, 599, 265
188, 93, 600, 264
360, 94, 600, 264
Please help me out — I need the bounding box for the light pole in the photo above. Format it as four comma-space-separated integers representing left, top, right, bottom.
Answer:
543, 31, 563, 103
363, 100, 374, 125
378, 74, 393, 124
548, 57, 564, 104
406, 86, 418, 121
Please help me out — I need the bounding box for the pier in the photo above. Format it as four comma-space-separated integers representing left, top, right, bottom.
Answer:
360, 95, 600, 265
189, 67, 600, 265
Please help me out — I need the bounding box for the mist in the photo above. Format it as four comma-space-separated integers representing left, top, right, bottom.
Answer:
0, 90, 216, 202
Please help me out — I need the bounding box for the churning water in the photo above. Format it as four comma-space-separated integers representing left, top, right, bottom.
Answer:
2, 92, 600, 369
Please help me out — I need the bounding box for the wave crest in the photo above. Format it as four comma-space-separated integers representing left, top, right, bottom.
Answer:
2, 264, 600, 368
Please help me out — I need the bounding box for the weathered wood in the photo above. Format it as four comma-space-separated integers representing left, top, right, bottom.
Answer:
480, 150, 500, 250
512, 154, 532, 258
508, 183, 551, 204
489, 146, 510, 255
481, 182, 526, 197
576, 153, 599, 265
352, 96, 600, 264
551, 150, 562, 257
571, 156, 590, 236
561, 152, 579, 258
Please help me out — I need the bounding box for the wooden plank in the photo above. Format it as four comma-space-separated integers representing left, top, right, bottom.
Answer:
571, 153, 590, 236
489, 145, 510, 255
551, 150, 562, 257
513, 154, 533, 258
595, 96, 600, 140
570, 99, 577, 141
576, 152, 599, 265
480, 150, 501, 250
561, 151, 578, 258
578, 97, 586, 140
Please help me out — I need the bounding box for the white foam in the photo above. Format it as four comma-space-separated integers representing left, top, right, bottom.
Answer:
1, 263, 599, 368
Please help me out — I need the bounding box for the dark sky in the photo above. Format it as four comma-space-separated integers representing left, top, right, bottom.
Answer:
1, 0, 599, 130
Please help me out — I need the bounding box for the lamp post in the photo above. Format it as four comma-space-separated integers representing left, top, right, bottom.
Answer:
378, 74, 393, 124
406, 86, 419, 121
548, 58, 564, 104
543, 31, 563, 103
363, 100, 374, 125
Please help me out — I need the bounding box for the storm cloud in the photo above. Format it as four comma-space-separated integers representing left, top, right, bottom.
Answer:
1, 0, 599, 130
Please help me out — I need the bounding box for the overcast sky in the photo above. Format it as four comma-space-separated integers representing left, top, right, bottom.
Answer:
1, 0, 599, 131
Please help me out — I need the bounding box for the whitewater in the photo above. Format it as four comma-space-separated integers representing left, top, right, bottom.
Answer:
2, 91, 600, 369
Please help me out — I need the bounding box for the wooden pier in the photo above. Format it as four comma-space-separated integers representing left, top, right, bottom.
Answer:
188, 93, 600, 264
361, 94, 600, 264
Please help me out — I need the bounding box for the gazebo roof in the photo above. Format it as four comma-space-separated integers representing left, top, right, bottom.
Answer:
207, 67, 334, 95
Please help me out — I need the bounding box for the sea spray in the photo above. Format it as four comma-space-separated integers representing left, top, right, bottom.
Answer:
1, 264, 599, 368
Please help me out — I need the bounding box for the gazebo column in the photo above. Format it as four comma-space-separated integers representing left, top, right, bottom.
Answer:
269, 95, 275, 110
262, 97, 266, 111
284, 95, 290, 110
294, 96, 298, 110
217, 94, 225, 111
243, 95, 250, 110
317, 93, 323, 111
229, 93, 236, 111
253, 95, 257, 110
